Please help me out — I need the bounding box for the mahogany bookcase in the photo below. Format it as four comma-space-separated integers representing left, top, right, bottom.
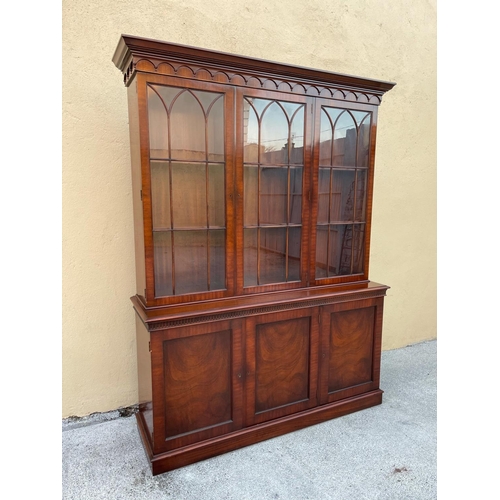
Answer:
113, 34, 395, 475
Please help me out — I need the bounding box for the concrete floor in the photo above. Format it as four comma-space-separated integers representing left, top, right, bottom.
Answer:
62, 339, 436, 500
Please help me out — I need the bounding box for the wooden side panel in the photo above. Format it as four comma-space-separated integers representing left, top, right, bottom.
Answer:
163, 330, 232, 437
136, 315, 153, 444
127, 79, 147, 299
328, 306, 374, 392
245, 307, 319, 425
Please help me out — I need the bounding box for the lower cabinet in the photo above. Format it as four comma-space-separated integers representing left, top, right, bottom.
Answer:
134, 284, 387, 475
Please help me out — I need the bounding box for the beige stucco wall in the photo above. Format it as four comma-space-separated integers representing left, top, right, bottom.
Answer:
62, 0, 436, 418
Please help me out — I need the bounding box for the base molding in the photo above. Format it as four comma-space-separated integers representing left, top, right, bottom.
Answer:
137, 389, 383, 476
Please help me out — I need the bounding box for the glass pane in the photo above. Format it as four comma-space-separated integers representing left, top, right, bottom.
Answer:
260, 102, 289, 164
174, 230, 208, 294
355, 170, 368, 221
260, 167, 287, 225
317, 168, 331, 224
260, 227, 287, 284
352, 224, 365, 274
250, 97, 272, 117
192, 90, 220, 112
244, 165, 258, 226
209, 229, 225, 290
324, 107, 344, 126
207, 96, 224, 162
244, 101, 259, 163
357, 115, 371, 168
154, 85, 184, 111
289, 167, 303, 225
170, 91, 205, 161
208, 163, 225, 227
171, 162, 207, 228
280, 101, 302, 119
288, 227, 301, 281
351, 110, 370, 127
331, 170, 355, 222
329, 224, 347, 276
290, 107, 305, 164
333, 111, 357, 167
315, 225, 328, 279
153, 231, 173, 297
148, 87, 168, 158
244, 228, 258, 287
151, 161, 171, 230
319, 110, 332, 166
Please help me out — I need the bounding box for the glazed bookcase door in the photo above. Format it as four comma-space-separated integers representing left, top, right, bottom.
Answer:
310, 100, 378, 286
139, 75, 236, 306
150, 319, 244, 453
235, 89, 313, 294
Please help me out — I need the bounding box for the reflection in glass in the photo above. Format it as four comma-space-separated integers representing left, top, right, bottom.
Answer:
288, 227, 301, 281
352, 224, 365, 274
244, 97, 305, 165
244, 228, 258, 286
244, 165, 258, 226
315, 226, 328, 278
351, 110, 370, 127
260, 167, 288, 225
316, 224, 356, 277
260, 227, 287, 285
148, 85, 226, 296
316, 106, 371, 280
290, 110, 304, 163
207, 96, 224, 162
208, 164, 225, 227
154, 232, 173, 297
331, 170, 355, 222
289, 167, 303, 225
151, 161, 171, 230
355, 170, 367, 221
170, 91, 206, 160
260, 102, 289, 164
319, 110, 332, 165
148, 88, 168, 158
174, 231, 208, 295
171, 162, 207, 228
357, 117, 371, 169
148, 87, 168, 158
243, 96, 305, 286
244, 103, 259, 163
317, 168, 331, 224
333, 111, 356, 167
328, 225, 346, 276
209, 230, 226, 290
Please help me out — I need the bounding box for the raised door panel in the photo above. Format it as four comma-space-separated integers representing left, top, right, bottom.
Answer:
245, 308, 319, 425
151, 319, 243, 452
319, 298, 383, 403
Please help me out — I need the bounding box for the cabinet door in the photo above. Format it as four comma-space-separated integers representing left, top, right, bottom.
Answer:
311, 100, 377, 286
244, 307, 319, 425
140, 74, 236, 306
319, 298, 383, 404
150, 319, 243, 453
236, 89, 313, 294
